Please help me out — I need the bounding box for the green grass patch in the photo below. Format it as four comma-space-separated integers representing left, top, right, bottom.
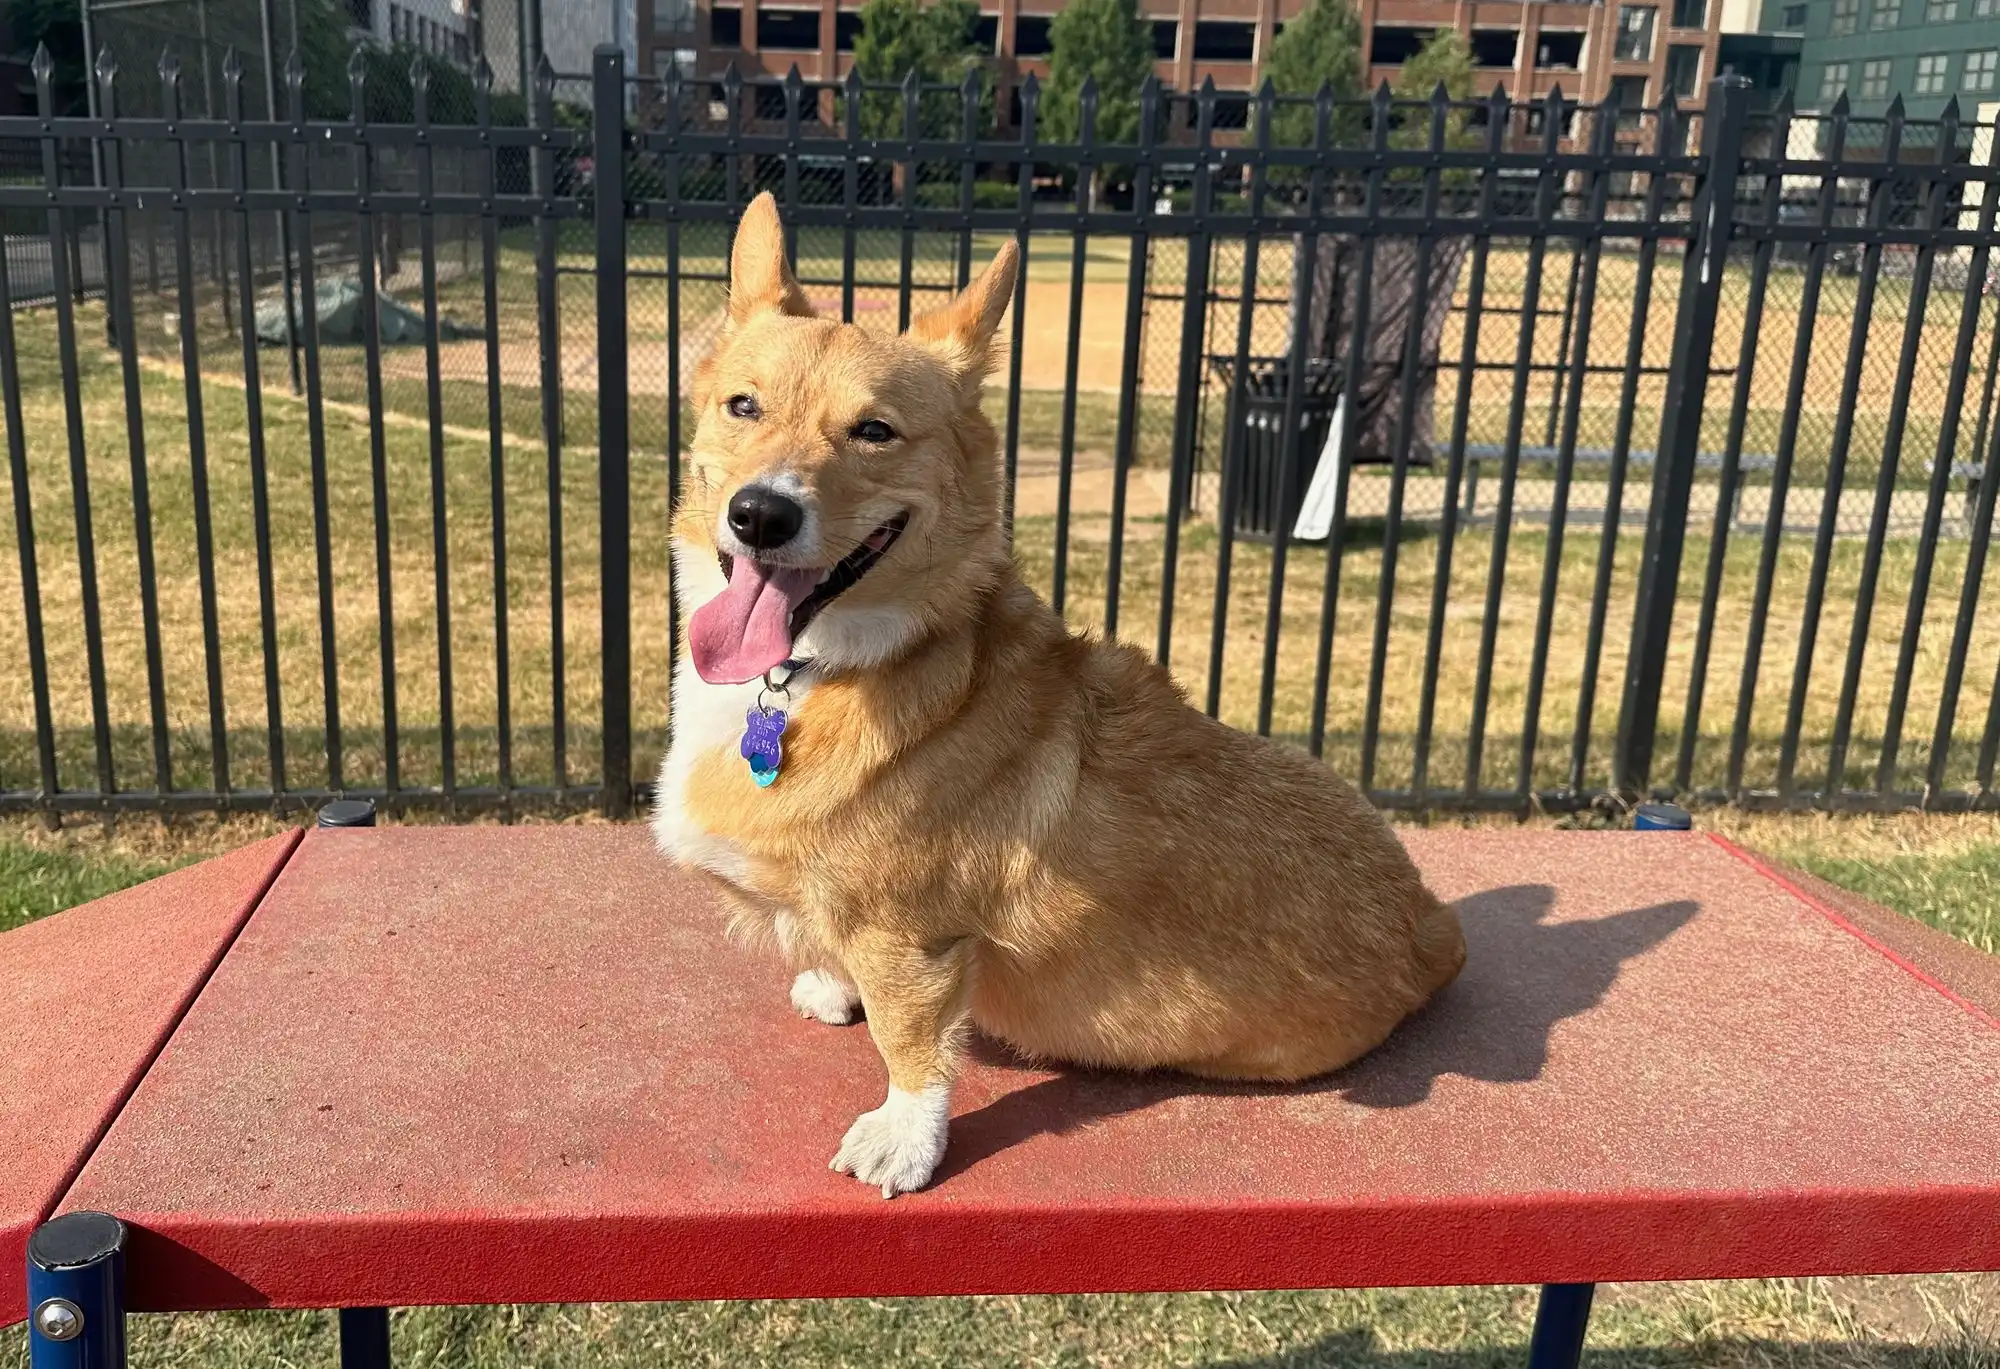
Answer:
0, 837, 177, 933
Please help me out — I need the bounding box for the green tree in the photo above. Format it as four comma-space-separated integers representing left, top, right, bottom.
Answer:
1263, 0, 1363, 150
10, 0, 89, 115
1388, 28, 1478, 186
1042, 0, 1153, 206
1391, 27, 1475, 122
852, 0, 991, 137
1042, 0, 1152, 147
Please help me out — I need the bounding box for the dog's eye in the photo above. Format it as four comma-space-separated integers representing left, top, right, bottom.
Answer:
726, 394, 761, 420
851, 419, 896, 445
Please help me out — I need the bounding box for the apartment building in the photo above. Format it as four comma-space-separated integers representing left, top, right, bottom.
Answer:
639, 0, 1725, 126
1777, 0, 2000, 120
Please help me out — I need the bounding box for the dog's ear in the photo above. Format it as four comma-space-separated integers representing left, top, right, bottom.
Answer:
906, 241, 1019, 381
727, 192, 814, 328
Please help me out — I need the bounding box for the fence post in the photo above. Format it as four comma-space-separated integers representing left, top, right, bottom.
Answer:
594, 44, 633, 819
1614, 76, 1750, 797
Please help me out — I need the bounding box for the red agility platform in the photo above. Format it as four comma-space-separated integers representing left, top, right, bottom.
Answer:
6, 826, 2000, 1335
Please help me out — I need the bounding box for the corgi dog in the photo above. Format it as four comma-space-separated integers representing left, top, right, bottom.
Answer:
653, 193, 1466, 1197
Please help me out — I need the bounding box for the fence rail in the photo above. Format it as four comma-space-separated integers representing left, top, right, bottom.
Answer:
4, 42, 2000, 821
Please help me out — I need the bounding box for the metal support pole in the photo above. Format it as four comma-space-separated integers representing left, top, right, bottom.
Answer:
317, 805, 387, 1357
27, 1211, 126, 1369
1615, 76, 1750, 796
1525, 1282, 1594, 1369
338, 1307, 391, 1369
593, 44, 633, 819
260, 0, 302, 393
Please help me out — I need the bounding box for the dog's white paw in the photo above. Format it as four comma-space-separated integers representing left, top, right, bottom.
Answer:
790, 969, 862, 1025
830, 1085, 950, 1198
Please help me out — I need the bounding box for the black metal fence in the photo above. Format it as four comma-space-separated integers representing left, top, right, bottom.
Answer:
4, 41, 2000, 820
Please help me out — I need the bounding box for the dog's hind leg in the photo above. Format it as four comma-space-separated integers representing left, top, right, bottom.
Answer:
790, 966, 863, 1025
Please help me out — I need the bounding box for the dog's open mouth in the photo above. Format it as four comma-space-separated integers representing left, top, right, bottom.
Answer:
690, 514, 908, 685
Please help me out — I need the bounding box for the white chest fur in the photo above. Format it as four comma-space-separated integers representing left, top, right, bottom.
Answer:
649, 653, 815, 885
653, 544, 807, 885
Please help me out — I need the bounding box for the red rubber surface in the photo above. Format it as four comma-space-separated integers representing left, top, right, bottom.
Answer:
49, 826, 2000, 1311
0, 830, 299, 1325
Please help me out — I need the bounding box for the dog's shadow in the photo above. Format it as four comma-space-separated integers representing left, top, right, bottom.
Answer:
936, 885, 1698, 1181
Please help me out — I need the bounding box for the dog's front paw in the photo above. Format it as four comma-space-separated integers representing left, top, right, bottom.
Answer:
791, 969, 862, 1025
830, 1086, 950, 1198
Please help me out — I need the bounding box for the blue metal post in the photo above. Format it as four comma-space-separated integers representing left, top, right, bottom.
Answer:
27, 1211, 126, 1369
318, 800, 388, 1364
339, 1307, 391, 1369
1522, 802, 1691, 1367
1633, 801, 1694, 832
1526, 1282, 1595, 1369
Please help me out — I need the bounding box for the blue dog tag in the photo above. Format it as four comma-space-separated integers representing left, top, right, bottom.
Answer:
742, 706, 787, 788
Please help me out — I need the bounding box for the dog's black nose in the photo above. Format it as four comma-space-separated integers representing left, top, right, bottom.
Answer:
727, 486, 805, 551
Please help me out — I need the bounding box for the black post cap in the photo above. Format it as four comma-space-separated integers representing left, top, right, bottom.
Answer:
316, 798, 378, 829
27, 1212, 125, 1270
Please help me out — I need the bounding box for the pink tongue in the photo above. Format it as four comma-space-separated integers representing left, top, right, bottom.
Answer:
689, 559, 822, 684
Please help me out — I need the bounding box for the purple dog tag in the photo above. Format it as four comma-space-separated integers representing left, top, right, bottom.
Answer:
741, 706, 787, 788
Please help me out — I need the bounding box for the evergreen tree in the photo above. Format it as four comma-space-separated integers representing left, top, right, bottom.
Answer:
1262, 0, 1363, 149
852, 0, 991, 136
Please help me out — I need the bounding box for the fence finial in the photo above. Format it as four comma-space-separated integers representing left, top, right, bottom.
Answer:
94, 44, 118, 90
222, 46, 244, 87
158, 48, 181, 89
31, 42, 52, 87
473, 54, 493, 94
284, 46, 306, 94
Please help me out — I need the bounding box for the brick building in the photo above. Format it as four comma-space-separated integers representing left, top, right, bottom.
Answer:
639, 0, 1725, 127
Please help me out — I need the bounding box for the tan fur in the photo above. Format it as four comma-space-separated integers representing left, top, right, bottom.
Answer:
656, 194, 1465, 1188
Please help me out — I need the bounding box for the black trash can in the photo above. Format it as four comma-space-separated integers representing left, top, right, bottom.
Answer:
1209, 354, 1342, 544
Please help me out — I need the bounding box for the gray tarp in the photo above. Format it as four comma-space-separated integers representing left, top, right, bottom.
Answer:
1294, 235, 1468, 464
255, 278, 483, 346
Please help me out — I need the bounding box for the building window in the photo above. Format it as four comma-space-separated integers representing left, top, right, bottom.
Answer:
1192, 21, 1256, 61
1609, 74, 1649, 130
1967, 49, 1998, 90
711, 5, 741, 46
1014, 15, 1053, 54
1979, 0, 1999, 15
1860, 58, 1890, 97
1781, 3, 1806, 23
1829, 0, 1860, 29
1666, 44, 1702, 98
1915, 54, 1948, 94
1151, 20, 1177, 58
1210, 92, 1250, 128
653, 0, 695, 34
755, 8, 819, 49
1670, 0, 1705, 26
1820, 60, 1848, 100
1925, 0, 1957, 16
1537, 31, 1584, 68
1614, 6, 1656, 61
1869, 0, 1899, 27
1470, 29, 1518, 67
1369, 26, 1429, 63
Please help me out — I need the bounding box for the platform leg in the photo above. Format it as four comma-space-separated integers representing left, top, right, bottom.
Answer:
1526, 1282, 1595, 1369
340, 1307, 391, 1369
26, 1211, 126, 1369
